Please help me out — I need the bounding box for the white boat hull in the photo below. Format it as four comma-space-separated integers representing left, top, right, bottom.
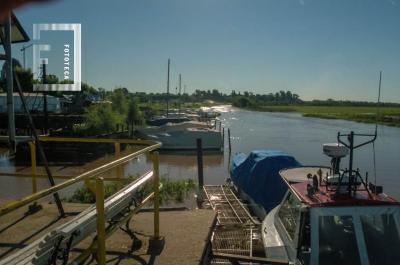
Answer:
137, 126, 223, 150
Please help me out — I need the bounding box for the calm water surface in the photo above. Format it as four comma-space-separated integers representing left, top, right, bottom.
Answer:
126, 105, 400, 200
1, 105, 399, 201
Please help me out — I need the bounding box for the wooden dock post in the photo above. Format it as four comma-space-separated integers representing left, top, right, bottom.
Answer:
196, 138, 205, 208
196, 138, 204, 189
222, 127, 225, 146
228, 128, 232, 154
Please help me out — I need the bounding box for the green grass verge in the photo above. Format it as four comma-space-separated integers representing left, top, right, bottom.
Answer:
67, 176, 197, 205
242, 105, 400, 127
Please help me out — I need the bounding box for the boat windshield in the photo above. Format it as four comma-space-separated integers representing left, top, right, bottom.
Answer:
310, 206, 400, 265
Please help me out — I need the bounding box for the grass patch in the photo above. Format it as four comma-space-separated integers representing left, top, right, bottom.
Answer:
67, 176, 197, 205
248, 106, 297, 112
242, 105, 400, 127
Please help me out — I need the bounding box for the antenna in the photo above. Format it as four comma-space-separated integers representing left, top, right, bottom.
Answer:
375, 70, 382, 136
373, 70, 382, 192
336, 71, 382, 196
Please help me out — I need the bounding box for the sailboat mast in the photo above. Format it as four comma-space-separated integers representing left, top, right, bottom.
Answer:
179, 73, 182, 116
166, 58, 170, 117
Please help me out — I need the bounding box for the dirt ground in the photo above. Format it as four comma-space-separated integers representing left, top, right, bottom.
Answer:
0, 201, 215, 265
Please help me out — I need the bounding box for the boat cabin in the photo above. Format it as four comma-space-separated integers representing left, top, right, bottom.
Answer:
262, 141, 400, 265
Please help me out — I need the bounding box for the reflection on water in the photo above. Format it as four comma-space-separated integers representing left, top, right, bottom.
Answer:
0, 105, 399, 201
123, 153, 226, 183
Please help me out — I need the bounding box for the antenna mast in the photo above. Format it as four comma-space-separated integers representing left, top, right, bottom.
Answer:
375, 71, 382, 135
336, 71, 382, 196
373, 70, 382, 191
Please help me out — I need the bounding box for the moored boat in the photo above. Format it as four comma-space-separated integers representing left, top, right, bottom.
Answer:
136, 121, 223, 150
230, 150, 301, 218
230, 131, 400, 265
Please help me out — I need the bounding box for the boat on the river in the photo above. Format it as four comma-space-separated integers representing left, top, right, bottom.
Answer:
230, 131, 400, 265
135, 121, 223, 150
147, 116, 191, 126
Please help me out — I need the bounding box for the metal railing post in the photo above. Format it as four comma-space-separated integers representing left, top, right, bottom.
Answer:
95, 177, 106, 265
152, 151, 160, 239
28, 141, 37, 193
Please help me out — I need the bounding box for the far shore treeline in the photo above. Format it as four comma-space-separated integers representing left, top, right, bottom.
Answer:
1, 66, 400, 130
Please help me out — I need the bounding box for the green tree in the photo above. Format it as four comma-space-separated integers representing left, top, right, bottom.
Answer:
14, 66, 34, 91
44, 74, 59, 84
126, 97, 144, 136
81, 103, 122, 135
109, 88, 128, 115
233, 96, 253, 108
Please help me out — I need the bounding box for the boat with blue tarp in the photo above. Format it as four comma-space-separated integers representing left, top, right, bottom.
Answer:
228, 131, 400, 265
230, 150, 301, 216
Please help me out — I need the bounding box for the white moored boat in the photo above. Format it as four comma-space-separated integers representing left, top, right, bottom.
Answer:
136, 121, 223, 150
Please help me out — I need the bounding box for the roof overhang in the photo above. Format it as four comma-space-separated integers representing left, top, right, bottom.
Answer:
0, 12, 30, 44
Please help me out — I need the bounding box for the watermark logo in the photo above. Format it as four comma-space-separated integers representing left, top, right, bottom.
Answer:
33, 23, 81, 91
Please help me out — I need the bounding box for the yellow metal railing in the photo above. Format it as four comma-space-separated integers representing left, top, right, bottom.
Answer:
0, 138, 161, 216
0, 137, 160, 215
0, 137, 162, 264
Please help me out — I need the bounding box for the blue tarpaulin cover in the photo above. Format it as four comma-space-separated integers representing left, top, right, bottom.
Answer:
230, 150, 301, 212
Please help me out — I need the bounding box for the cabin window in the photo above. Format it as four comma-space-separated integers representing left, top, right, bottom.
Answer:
278, 192, 301, 240
318, 215, 361, 265
360, 214, 400, 265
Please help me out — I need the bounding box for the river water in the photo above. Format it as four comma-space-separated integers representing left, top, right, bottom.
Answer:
1, 105, 399, 201
126, 105, 400, 200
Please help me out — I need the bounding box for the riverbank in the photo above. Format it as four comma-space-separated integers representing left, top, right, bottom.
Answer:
241, 105, 400, 127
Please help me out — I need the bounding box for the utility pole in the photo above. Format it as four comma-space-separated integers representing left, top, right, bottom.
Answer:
42, 62, 48, 134
4, 13, 16, 153
20, 44, 33, 69
166, 58, 170, 117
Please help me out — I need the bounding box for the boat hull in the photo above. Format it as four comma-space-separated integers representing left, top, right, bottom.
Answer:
137, 128, 222, 150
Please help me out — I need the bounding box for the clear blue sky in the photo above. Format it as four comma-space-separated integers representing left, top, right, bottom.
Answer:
8, 0, 400, 102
